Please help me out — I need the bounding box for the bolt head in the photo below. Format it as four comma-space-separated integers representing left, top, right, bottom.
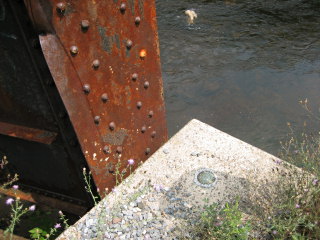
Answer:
144, 81, 150, 89
70, 46, 78, 55
116, 146, 123, 153
103, 146, 110, 154
145, 148, 151, 155
83, 84, 90, 94
151, 131, 156, 138
132, 73, 138, 81
120, 3, 126, 12
109, 122, 116, 130
141, 126, 147, 133
137, 101, 142, 109
126, 40, 133, 49
135, 16, 141, 25
94, 116, 101, 124
92, 59, 100, 68
148, 111, 154, 118
56, 2, 66, 13
101, 93, 108, 102
81, 20, 90, 29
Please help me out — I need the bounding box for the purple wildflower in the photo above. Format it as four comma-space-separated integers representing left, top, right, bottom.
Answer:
58, 210, 63, 216
128, 159, 135, 165
5, 198, 14, 205
295, 204, 300, 209
275, 159, 282, 165
29, 205, 36, 211
12, 185, 19, 190
54, 223, 61, 229
312, 179, 318, 186
272, 230, 278, 235
214, 221, 223, 227
153, 184, 163, 192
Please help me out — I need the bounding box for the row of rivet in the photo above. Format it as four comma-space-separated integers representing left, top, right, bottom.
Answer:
56, 2, 141, 25
103, 145, 151, 155
56, 2, 154, 157
119, 3, 142, 25
122, 2, 154, 155
131, 73, 149, 89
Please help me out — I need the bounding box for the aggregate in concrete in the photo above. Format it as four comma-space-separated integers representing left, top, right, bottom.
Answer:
57, 119, 295, 240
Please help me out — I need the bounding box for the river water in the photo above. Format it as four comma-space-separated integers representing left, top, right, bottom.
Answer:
156, 0, 320, 154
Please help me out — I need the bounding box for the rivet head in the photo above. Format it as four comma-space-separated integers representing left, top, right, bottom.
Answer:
94, 116, 100, 124
135, 16, 141, 25
132, 73, 138, 81
145, 148, 151, 155
70, 46, 78, 55
116, 146, 123, 154
137, 101, 142, 109
83, 84, 90, 94
56, 2, 66, 13
148, 111, 154, 118
103, 146, 110, 154
92, 59, 100, 68
151, 131, 156, 138
109, 122, 116, 130
141, 126, 147, 133
126, 40, 133, 49
101, 93, 108, 102
81, 20, 90, 29
140, 49, 147, 59
120, 3, 126, 12
144, 81, 150, 89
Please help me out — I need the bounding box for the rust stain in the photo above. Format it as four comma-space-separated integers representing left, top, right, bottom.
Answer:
102, 128, 128, 145
0, 121, 57, 144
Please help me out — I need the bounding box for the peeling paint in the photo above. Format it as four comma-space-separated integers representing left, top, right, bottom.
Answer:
102, 129, 128, 145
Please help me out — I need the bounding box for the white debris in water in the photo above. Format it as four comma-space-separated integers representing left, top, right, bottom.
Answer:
185, 9, 197, 24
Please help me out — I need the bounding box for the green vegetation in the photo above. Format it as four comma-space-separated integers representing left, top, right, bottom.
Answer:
188, 101, 320, 239
191, 200, 251, 240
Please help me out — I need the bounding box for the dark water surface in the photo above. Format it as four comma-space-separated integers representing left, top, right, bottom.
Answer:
156, 0, 320, 154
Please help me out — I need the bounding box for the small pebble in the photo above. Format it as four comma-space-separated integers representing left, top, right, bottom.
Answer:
112, 217, 122, 224
163, 148, 169, 154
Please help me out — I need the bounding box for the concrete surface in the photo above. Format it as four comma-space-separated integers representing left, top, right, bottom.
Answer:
57, 119, 294, 239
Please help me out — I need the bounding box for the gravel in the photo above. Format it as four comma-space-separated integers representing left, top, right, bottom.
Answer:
71, 184, 195, 240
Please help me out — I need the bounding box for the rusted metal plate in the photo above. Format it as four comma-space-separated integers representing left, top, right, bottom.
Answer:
40, 0, 167, 194
0, 122, 57, 144
0, 187, 87, 215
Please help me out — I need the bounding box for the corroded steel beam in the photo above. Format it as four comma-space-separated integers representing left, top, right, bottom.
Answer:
0, 187, 87, 215
0, 122, 57, 144
0, 0, 166, 211
31, 0, 167, 194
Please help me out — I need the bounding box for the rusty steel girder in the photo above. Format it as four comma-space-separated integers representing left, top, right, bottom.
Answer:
39, 0, 168, 194
0, 0, 167, 211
